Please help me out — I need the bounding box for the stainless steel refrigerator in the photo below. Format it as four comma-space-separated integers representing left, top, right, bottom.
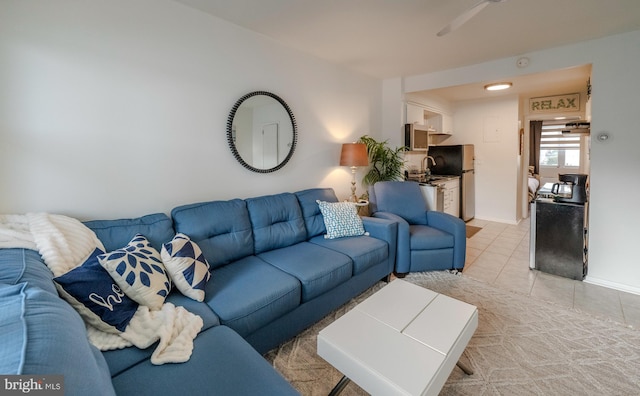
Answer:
428, 144, 475, 221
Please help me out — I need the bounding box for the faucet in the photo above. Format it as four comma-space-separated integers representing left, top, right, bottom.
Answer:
421, 156, 436, 173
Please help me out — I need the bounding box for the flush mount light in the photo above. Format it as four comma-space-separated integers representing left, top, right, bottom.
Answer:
484, 82, 512, 91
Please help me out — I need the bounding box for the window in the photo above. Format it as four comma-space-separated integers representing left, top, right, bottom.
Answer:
539, 121, 581, 168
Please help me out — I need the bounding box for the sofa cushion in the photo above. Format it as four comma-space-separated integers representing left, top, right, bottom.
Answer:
102, 290, 220, 376
0, 248, 57, 295
171, 199, 254, 269
316, 200, 366, 239
111, 326, 299, 396
246, 193, 306, 254
309, 234, 388, 275
0, 283, 28, 374
0, 282, 116, 395
295, 188, 339, 238
99, 234, 171, 310
165, 292, 220, 331
84, 213, 175, 252
102, 290, 221, 378
161, 233, 211, 302
204, 255, 301, 337
258, 242, 352, 302
410, 225, 455, 250
54, 247, 139, 333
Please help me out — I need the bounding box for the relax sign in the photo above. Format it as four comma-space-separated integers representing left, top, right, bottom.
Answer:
529, 93, 580, 113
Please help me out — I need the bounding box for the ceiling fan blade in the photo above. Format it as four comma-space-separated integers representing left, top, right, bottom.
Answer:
437, 0, 490, 37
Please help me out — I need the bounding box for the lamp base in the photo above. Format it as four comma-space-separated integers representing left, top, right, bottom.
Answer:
348, 167, 358, 202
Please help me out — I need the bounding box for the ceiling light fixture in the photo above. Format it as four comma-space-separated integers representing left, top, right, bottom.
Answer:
484, 82, 512, 91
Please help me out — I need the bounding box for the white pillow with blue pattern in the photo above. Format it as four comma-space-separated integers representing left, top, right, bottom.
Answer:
316, 200, 368, 239
161, 233, 211, 302
99, 234, 171, 310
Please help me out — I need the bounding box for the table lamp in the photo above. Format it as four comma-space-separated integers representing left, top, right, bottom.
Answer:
340, 143, 369, 202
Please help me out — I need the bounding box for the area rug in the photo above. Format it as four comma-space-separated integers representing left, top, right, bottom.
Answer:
466, 225, 482, 238
264, 272, 640, 395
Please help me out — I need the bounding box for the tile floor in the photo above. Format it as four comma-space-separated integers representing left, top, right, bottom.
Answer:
463, 217, 640, 329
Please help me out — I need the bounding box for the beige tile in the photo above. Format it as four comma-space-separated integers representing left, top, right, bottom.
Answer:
467, 236, 493, 250
514, 241, 530, 254
462, 263, 501, 284
473, 251, 510, 267
619, 291, 640, 328
467, 219, 489, 227
489, 239, 520, 253
465, 246, 483, 265
505, 256, 530, 269
574, 282, 625, 323
482, 223, 509, 234
530, 271, 575, 309
509, 248, 530, 262
500, 229, 527, 240
494, 262, 537, 295
461, 216, 634, 327
473, 232, 500, 243
484, 243, 516, 257
495, 233, 525, 244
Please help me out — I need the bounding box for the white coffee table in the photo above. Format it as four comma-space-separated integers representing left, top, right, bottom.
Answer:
317, 279, 478, 396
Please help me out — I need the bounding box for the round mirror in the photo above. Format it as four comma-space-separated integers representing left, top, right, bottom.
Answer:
227, 91, 297, 173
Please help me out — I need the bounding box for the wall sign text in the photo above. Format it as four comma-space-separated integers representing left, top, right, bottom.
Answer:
529, 93, 580, 113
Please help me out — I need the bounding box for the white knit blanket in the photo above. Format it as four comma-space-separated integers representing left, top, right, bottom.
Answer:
0, 213, 203, 365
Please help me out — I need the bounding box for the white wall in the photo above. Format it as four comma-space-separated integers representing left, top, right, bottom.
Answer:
449, 96, 520, 224
586, 32, 640, 294
383, 30, 640, 294
0, 0, 381, 220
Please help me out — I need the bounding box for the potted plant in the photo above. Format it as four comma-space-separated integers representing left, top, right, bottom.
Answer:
358, 135, 406, 188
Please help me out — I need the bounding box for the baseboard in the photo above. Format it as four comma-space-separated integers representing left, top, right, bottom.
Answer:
471, 216, 519, 225
584, 276, 640, 296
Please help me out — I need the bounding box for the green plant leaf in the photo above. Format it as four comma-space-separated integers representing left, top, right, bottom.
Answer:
358, 135, 406, 187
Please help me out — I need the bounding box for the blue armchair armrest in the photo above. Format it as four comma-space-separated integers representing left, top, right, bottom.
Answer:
426, 211, 467, 269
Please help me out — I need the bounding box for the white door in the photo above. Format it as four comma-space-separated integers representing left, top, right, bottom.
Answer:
261, 123, 279, 168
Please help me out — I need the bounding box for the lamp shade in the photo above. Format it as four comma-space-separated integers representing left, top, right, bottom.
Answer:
339, 143, 369, 167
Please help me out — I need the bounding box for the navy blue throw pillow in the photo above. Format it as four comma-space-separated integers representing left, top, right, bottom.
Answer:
54, 248, 139, 333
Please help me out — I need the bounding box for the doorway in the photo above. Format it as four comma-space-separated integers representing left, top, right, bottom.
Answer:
533, 119, 590, 187
260, 122, 279, 169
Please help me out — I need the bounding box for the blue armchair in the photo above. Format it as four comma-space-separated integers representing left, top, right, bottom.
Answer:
368, 181, 466, 276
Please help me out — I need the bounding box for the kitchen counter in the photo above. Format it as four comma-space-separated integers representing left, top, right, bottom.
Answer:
418, 175, 460, 186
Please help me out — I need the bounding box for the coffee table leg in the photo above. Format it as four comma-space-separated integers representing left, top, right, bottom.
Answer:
328, 375, 351, 396
456, 360, 474, 375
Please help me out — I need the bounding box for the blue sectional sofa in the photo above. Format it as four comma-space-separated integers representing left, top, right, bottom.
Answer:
0, 188, 397, 395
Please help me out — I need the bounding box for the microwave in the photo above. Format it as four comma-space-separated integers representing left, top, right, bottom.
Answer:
404, 124, 430, 151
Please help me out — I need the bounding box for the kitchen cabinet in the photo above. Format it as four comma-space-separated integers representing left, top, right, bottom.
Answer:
405, 104, 453, 136
406, 104, 426, 125
441, 179, 459, 217
418, 177, 459, 217
441, 113, 453, 135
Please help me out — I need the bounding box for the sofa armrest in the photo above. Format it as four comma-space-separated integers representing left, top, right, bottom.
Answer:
426, 211, 467, 269
370, 212, 411, 274
361, 216, 396, 241
361, 216, 398, 274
